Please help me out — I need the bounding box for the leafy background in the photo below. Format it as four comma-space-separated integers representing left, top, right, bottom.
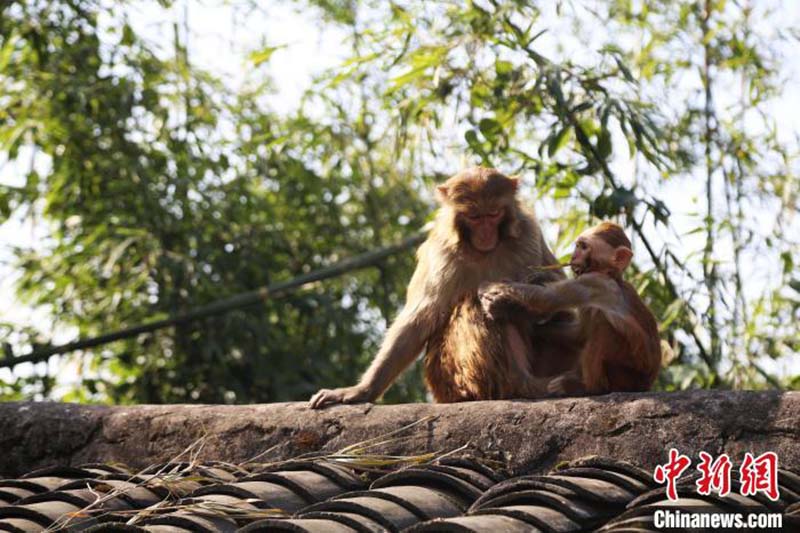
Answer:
0, 0, 797, 404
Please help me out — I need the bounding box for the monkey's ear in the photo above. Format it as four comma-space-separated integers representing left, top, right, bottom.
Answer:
508, 176, 520, 193
612, 246, 633, 271
435, 185, 450, 203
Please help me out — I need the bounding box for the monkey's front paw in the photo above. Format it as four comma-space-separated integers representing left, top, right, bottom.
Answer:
547, 375, 569, 395
478, 283, 520, 320
546, 372, 584, 396
308, 385, 373, 409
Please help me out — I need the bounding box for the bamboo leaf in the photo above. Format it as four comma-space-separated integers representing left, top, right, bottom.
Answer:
548, 125, 571, 157
249, 44, 287, 67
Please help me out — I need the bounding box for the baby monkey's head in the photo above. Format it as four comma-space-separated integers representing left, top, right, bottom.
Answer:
570, 221, 633, 278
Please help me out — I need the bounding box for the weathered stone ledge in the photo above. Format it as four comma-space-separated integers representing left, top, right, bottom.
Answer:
1, 390, 798, 477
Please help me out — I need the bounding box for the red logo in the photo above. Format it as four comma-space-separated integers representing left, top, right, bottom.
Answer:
653, 448, 692, 501
654, 450, 781, 501
696, 451, 732, 497
740, 451, 780, 501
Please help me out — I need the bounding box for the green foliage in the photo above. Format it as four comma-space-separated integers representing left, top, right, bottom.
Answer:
599, 0, 799, 388
305, 0, 797, 390
0, 0, 796, 402
0, 0, 427, 403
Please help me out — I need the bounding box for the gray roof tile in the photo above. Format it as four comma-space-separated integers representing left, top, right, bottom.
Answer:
0, 456, 795, 532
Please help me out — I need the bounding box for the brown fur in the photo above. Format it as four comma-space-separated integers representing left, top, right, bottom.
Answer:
420, 168, 566, 401
580, 223, 660, 392
578, 278, 661, 393
309, 166, 567, 408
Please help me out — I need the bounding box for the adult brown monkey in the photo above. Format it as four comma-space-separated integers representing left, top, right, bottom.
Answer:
309, 166, 575, 408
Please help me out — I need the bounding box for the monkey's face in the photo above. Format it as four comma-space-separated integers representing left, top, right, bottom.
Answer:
459, 207, 506, 252
570, 232, 613, 275
436, 168, 520, 254
571, 230, 632, 276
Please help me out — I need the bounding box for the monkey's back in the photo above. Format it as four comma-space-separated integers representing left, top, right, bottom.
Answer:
581, 280, 661, 393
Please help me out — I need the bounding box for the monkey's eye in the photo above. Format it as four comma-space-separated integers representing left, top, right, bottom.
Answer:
466, 213, 481, 220
486, 210, 501, 218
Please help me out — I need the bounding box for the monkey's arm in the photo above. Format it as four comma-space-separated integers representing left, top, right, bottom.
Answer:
310, 244, 444, 409
480, 273, 620, 319
361, 306, 431, 393
522, 269, 565, 285
308, 309, 429, 409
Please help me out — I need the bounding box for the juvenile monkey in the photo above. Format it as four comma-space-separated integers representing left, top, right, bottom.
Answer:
309, 167, 570, 408
480, 221, 661, 394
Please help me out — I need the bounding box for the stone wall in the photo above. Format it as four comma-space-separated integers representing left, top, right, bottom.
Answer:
1, 390, 797, 477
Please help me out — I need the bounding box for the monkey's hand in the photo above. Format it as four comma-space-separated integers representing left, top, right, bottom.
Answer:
309, 385, 374, 409
478, 282, 532, 320
546, 370, 584, 396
